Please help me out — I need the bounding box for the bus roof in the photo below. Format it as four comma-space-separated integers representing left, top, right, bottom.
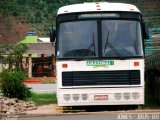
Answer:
57, 2, 140, 15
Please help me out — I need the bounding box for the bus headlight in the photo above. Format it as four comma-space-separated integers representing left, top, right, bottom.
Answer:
114, 93, 122, 100
132, 92, 140, 100
73, 94, 79, 101
63, 94, 71, 101
81, 94, 88, 100
123, 93, 131, 100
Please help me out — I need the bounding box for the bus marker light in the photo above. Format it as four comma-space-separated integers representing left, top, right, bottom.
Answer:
63, 94, 71, 101
81, 94, 88, 100
134, 62, 139, 66
62, 64, 68, 68
123, 93, 131, 100
73, 94, 80, 101
114, 93, 122, 100
132, 92, 139, 100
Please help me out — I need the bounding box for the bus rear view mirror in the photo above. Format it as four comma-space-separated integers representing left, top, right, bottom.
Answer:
50, 29, 56, 42
142, 21, 149, 39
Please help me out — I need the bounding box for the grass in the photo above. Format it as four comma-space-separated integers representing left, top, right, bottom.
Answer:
28, 93, 57, 106
0, 86, 57, 106
41, 80, 56, 84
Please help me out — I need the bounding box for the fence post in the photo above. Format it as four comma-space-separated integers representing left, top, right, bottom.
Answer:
28, 54, 32, 78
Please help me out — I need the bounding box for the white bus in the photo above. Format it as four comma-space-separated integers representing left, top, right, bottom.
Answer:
51, 2, 148, 106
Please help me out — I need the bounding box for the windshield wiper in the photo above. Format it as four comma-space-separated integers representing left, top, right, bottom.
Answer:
92, 32, 96, 54
104, 32, 123, 59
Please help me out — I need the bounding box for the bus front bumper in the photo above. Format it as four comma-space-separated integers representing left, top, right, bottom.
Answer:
57, 87, 144, 106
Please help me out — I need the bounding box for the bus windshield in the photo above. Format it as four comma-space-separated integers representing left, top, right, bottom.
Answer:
58, 21, 98, 58
57, 20, 143, 59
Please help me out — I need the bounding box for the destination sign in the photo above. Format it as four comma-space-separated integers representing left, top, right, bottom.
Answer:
79, 13, 120, 18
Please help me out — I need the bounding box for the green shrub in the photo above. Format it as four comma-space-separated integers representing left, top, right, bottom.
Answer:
1, 69, 31, 100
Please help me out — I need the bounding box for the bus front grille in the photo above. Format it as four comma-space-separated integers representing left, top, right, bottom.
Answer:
62, 70, 140, 86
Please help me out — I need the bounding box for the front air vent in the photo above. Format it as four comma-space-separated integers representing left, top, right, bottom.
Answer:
62, 70, 140, 86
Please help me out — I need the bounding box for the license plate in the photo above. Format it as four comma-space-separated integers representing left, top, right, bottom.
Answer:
94, 95, 108, 100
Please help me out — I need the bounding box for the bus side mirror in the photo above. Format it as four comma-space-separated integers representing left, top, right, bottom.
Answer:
50, 29, 56, 42
142, 21, 149, 39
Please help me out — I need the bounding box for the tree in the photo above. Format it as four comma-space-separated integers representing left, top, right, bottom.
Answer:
0, 44, 28, 70
0, 43, 31, 100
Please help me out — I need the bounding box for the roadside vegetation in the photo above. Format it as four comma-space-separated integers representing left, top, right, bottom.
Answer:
41, 80, 56, 84
0, 44, 31, 100
0, 44, 57, 105
28, 93, 57, 106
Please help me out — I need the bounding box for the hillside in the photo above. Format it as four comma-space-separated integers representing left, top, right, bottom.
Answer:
0, 0, 160, 43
